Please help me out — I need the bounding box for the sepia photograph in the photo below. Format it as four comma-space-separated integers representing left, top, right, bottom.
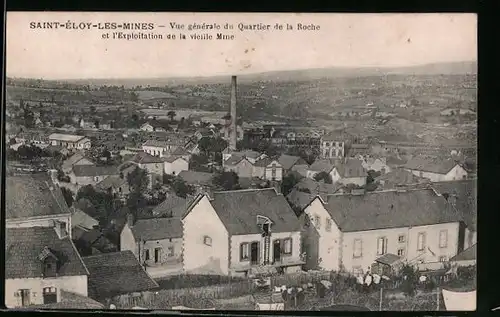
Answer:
5, 12, 477, 311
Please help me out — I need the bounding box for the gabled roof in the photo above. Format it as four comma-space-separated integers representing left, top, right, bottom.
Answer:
324, 189, 463, 232
309, 159, 336, 173
171, 146, 190, 156
62, 152, 94, 169
430, 180, 477, 230
130, 151, 164, 164
278, 154, 308, 170
375, 168, 426, 188
6, 227, 89, 279
375, 253, 401, 266
178, 170, 214, 185
386, 156, 407, 167
142, 121, 165, 129
254, 157, 281, 168
295, 178, 341, 195
142, 139, 183, 148
71, 209, 99, 230
163, 155, 188, 163
404, 157, 462, 174
335, 158, 368, 178
82, 251, 159, 300
450, 244, 476, 262
6, 174, 71, 220
209, 188, 301, 235
96, 175, 128, 190
224, 155, 247, 166
152, 194, 190, 217
26, 290, 105, 309
72, 165, 119, 177
130, 217, 183, 240
286, 189, 317, 211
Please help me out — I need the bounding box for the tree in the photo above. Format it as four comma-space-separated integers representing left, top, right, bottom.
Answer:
212, 171, 240, 190
171, 178, 195, 198
60, 187, 74, 207
281, 172, 302, 196
126, 191, 148, 216
167, 110, 176, 121
399, 264, 419, 297
314, 171, 333, 184
127, 166, 149, 193
189, 154, 210, 172
8, 138, 17, 145
198, 137, 228, 160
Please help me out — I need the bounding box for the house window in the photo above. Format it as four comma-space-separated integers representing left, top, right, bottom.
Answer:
377, 237, 388, 255
43, 287, 57, 304
439, 230, 448, 248
145, 249, 150, 260
240, 242, 250, 261
17, 289, 31, 307
417, 232, 426, 251
283, 238, 293, 255
398, 234, 406, 243
353, 239, 363, 258
439, 256, 448, 262
325, 218, 332, 232
314, 215, 321, 229
271, 167, 276, 181
203, 236, 212, 246
397, 248, 405, 257
167, 246, 175, 257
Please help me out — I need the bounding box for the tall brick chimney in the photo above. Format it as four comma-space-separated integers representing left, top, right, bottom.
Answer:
229, 75, 238, 151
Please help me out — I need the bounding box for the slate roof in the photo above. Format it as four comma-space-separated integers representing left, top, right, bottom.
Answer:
82, 251, 159, 300
309, 159, 336, 173
130, 217, 184, 240
6, 227, 89, 279
130, 151, 164, 164
375, 253, 401, 266
26, 290, 105, 309
375, 168, 426, 188
450, 244, 476, 262
71, 209, 99, 230
336, 158, 367, 178
152, 194, 190, 217
96, 175, 128, 190
296, 178, 341, 195
324, 189, 463, 232
286, 189, 317, 211
62, 152, 94, 170
143, 121, 165, 129
178, 170, 214, 185
430, 180, 477, 230
6, 173, 71, 220
171, 146, 190, 156
143, 139, 183, 148
224, 155, 246, 166
278, 154, 308, 170
404, 157, 461, 174
254, 157, 281, 168
209, 188, 301, 235
386, 156, 407, 167
72, 165, 119, 177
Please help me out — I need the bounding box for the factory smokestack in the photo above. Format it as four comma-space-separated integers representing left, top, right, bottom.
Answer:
229, 75, 238, 151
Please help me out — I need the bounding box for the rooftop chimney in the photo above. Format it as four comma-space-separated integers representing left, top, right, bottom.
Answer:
229, 76, 238, 151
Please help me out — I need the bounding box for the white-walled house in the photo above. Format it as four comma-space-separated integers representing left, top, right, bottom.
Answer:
307, 158, 367, 186
48, 133, 91, 150
404, 158, 468, 182
164, 156, 189, 176
5, 227, 90, 308
301, 188, 467, 276
142, 139, 182, 158
253, 158, 283, 181
182, 188, 304, 276
5, 174, 89, 308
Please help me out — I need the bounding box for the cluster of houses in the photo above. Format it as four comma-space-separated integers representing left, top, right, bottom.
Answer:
5, 165, 476, 308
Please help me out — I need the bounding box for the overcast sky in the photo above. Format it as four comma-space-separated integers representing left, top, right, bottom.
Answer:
7, 12, 476, 79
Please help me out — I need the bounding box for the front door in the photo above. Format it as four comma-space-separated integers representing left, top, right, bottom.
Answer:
250, 242, 259, 265
154, 248, 161, 263
273, 240, 282, 263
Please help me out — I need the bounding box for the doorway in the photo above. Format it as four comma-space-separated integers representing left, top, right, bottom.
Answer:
250, 242, 259, 265
154, 248, 161, 263
273, 240, 282, 263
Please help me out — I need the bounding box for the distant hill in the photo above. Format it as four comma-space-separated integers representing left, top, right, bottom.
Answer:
8, 61, 476, 87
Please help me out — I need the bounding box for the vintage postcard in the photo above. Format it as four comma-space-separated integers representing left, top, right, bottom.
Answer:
5, 12, 477, 311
